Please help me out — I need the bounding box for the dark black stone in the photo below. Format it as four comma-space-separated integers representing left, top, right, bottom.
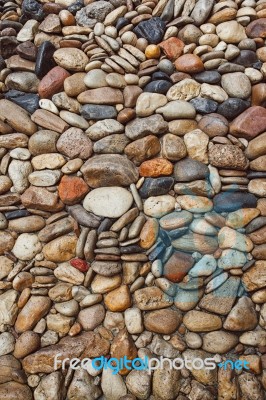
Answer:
148, 241, 166, 261
193, 70, 221, 84
167, 227, 189, 239
174, 158, 209, 182
133, 17, 166, 44
21, 0, 45, 22
159, 230, 171, 247
97, 218, 115, 234
213, 192, 257, 213
0, 56, 6, 71
0, 36, 18, 58
5, 209, 30, 220
189, 97, 218, 114
245, 216, 266, 234
35, 41, 56, 79
0, 21, 23, 31
232, 50, 257, 67
5, 90, 39, 114
152, 71, 172, 82
247, 171, 266, 179
116, 17, 129, 31
143, 80, 172, 94
120, 245, 144, 254
81, 104, 117, 120
252, 61, 263, 70
217, 98, 250, 120
68, 0, 84, 14
139, 177, 174, 198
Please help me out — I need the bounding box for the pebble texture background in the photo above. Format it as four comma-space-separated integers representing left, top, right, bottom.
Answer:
0, 0, 266, 399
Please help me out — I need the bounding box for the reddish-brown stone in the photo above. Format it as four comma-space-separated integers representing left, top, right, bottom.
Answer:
70, 258, 89, 272
174, 54, 204, 73
246, 18, 266, 38
21, 186, 64, 212
251, 83, 266, 106
58, 175, 89, 205
159, 37, 185, 60
230, 106, 266, 139
38, 66, 70, 98
117, 108, 136, 124
139, 157, 173, 177
164, 251, 194, 283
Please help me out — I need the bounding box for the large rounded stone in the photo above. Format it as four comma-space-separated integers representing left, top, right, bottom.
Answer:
81, 155, 139, 188
83, 187, 133, 218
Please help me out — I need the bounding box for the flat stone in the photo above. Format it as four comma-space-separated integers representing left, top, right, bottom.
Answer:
58, 175, 88, 205
0, 382, 33, 400
43, 235, 77, 262
0, 100, 37, 135
86, 119, 123, 141
174, 158, 209, 182
38, 66, 70, 98
164, 251, 194, 282
134, 17, 166, 44
140, 218, 159, 250
81, 104, 117, 120
139, 158, 173, 177
78, 87, 123, 105
143, 80, 172, 94
35, 40, 56, 78
81, 154, 139, 188
209, 144, 248, 170
136, 93, 167, 117
221, 72, 251, 99
189, 255, 217, 277
216, 21, 247, 43
134, 287, 173, 310
198, 113, 228, 138
213, 192, 257, 212
202, 331, 238, 354
22, 332, 110, 373
139, 177, 174, 198
230, 106, 266, 139
16, 41, 37, 61
166, 79, 201, 101
21, 186, 63, 212
125, 114, 168, 140
5, 90, 39, 114
218, 249, 247, 270
226, 208, 260, 229
172, 231, 218, 254
217, 98, 250, 120
144, 195, 175, 218
224, 297, 257, 331
194, 70, 221, 84
191, 0, 215, 25
175, 54, 204, 73
91, 261, 122, 276
15, 296, 51, 333
78, 304, 105, 330
218, 226, 253, 252
13, 233, 42, 261
246, 18, 266, 38
242, 261, 266, 291
183, 310, 222, 332
184, 129, 209, 163
28, 130, 59, 155
190, 97, 218, 114
125, 135, 161, 165
83, 187, 133, 218
53, 48, 89, 71
64, 72, 87, 97
156, 100, 196, 120
144, 309, 182, 334
6, 72, 39, 93
56, 127, 92, 159
31, 109, 69, 133
159, 37, 184, 60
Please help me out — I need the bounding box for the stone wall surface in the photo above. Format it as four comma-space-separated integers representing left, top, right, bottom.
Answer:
0, 0, 266, 399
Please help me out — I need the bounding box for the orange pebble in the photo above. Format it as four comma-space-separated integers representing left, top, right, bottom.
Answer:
145, 44, 161, 59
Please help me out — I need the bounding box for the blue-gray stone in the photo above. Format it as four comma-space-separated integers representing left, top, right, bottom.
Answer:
133, 17, 166, 44
81, 104, 117, 120
35, 41, 56, 79
213, 192, 257, 213
5, 90, 39, 114
190, 97, 218, 114
139, 177, 174, 198
144, 80, 172, 94
217, 98, 250, 120
193, 70, 221, 84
